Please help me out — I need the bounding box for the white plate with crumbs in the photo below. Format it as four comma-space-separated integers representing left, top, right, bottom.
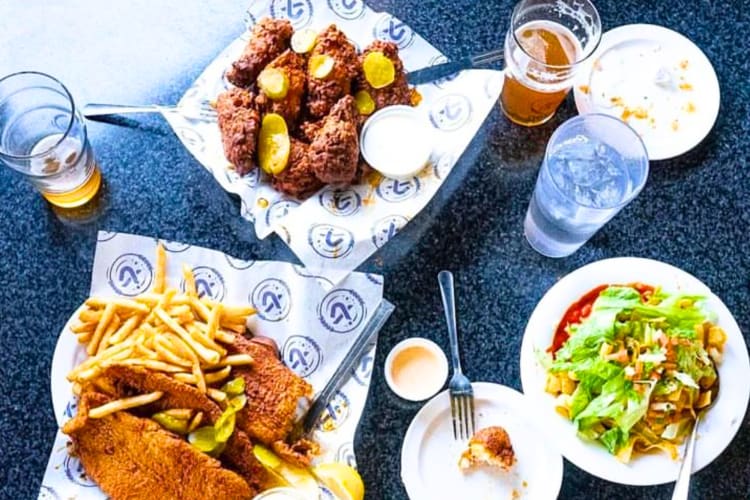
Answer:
401, 383, 562, 499
573, 24, 720, 160
519, 257, 750, 486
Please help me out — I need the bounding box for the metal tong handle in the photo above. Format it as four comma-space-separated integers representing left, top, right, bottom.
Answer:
406, 48, 504, 85
438, 270, 462, 374
300, 299, 395, 434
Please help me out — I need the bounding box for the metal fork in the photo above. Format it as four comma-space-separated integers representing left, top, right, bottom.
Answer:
82, 100, 217, 121
438, 270, 475, 440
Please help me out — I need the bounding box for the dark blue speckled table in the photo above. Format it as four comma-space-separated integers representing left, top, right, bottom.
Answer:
1, 1, 748, 499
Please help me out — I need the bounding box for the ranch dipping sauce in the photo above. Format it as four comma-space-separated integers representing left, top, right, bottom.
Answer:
360, 106, 433, 180
385, 338, 448, 401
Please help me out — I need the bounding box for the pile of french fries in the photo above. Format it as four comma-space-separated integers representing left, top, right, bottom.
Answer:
68, 244, 256, 412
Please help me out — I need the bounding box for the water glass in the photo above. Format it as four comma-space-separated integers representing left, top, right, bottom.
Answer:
0, 71, 101, 208
524, 114, 649, 257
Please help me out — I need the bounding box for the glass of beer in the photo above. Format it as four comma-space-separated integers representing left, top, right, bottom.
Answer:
0, 72, 102, 208
501, 0, 601, 126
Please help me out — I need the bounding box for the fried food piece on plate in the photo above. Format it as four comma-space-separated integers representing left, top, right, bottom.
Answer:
255, 50, 307, 127
229, 335, 313, 446
226, 17, 293, 88
272, 438, 321, 468
63, 391, 253, 500
216, 87, 261, 175
271, 138, 324, 199
306, 24, 359, 118
458, 426, 516, 471
88, 365, 270, 492
355, 40, 412, 111
309, 95, 359, 184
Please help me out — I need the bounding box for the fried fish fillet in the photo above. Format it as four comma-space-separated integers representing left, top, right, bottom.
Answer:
230, 335, 313, 445
64, 391, 253, 500
87, 365, 269, 492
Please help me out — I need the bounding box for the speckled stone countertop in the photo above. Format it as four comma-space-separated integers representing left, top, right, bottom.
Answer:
1, 1, 748, 499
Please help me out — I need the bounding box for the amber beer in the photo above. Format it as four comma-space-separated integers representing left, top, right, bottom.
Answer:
500, 0, 601, 127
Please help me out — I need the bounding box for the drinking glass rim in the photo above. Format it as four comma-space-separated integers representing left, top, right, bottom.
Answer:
544, 113, 650, 210
510, 0, 602, 70
0, 71, 77, 161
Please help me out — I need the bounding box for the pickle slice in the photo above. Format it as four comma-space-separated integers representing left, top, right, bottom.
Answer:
258, 113, 290, 175
152, 412, 190, 434
257, 67, 289, 100
354, 90, 375, 115
309, 54, 335, 79
291, 28, 317, 54
363, 51, 395, 89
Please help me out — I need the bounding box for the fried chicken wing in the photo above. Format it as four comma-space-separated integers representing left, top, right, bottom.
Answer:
255, 50, 306, 127
306, 25, 359, 118
309, 95, 359, 184
64, 391, 253, 500
229, 335, 313, 446
272, 138, 324, 199
356, 40, 411, 111
226, 17, 293, 88
216, 87, 261, 175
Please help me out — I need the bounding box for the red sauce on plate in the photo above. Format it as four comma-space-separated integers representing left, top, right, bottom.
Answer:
548, 283, 655, 356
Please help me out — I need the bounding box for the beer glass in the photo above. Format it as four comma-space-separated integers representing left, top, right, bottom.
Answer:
501, 0, 601, 126
0, 72, 102, 208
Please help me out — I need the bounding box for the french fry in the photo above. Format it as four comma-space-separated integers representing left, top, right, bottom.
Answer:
190, 296, 211, 322
134, 293, 190, 306
154, 337, 192, 368
163, 333, 199, 363
88, 391, 163, 419
211, 354, 253, 367
79, 309, 103, 323
134, 342, 159, 360
163, 408, 193, 419
153, 243, 167, 293
118, 358, 185, 373
155, 307, 220, 364
220, 322, 247, 334
207, 388, 226, 403
96, 314, 122, 355
221, 305, 257, 320
88, 303, 117, 355
71, 321, 97, 334
174, 372, 198, 385
85, 297, 150, 313
192, 362, 207, 393
188, 411, 204, 432
214, 330, 236, 345
206, 303, 222, 340
76, 331, 93, 344
183, 264, 197, 297
205, 366, 232, 384
107, 315, 141, 345
186, 323, 227, 356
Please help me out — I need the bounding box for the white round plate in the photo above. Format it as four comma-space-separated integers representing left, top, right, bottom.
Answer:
573, 24, 720, 161
520, 257, 750, 486
51, 305, 88, 426
401, 382, 563, 499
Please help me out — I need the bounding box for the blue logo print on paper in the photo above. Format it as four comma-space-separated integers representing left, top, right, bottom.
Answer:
243, 168, 261, 188
225, 254, 255, 270
39, 486, 60, 500
64, 397, 79, 419
308, 224, 355, 259
97, 231, 117, 242
252, 278, 291, 321
428, 54, 460, 88
336, 442, 357, 468
266, 199, 300, 226
433, 153, 456, 179
161, 240, 191, 252
317, 390, 351, 432
177, 127, 205, 152
319, 188, 362, 216
429, 94, 472, 131
366, 273, 384, 285
319, 486, 336, 500
108, 253, 153, 296
283, 335, 323, 378
270, 0, 313, 28
319, 289, 366, 334
371, 214, 408, 248
64, 455, 97, 487
352, 349, 374, 386
186, 266, 225, 301
373, 14, 415, 50
376, 177, 421, 202
327, 0, 365, 20
243, 10, 257, 29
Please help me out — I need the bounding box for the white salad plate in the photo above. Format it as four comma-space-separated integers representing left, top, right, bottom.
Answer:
401, 382, 563, 499
573, 24, 720, 161
520, 257, 750, 486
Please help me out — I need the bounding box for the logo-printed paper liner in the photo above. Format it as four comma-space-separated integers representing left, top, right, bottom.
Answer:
39, 231, 384, 499
162, 0, 503, 284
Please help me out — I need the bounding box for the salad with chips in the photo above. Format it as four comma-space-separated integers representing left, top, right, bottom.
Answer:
542, 284, 726, 462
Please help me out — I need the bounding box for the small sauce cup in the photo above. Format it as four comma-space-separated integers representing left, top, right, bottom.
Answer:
385, 338, 448, 401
